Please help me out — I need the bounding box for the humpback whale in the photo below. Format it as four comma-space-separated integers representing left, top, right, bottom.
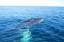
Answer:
16, 18, 43, 29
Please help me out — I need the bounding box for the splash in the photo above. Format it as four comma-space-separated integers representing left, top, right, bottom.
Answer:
20, 26, 31, 42
21, 29, 31, 42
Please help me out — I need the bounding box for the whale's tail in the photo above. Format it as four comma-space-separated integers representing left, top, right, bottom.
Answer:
16, 18, 43, 29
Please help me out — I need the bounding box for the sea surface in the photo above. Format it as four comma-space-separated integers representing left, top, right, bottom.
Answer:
0, 7, 64, 42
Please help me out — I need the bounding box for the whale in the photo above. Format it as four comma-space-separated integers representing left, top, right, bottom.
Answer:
16, 18, 43, 29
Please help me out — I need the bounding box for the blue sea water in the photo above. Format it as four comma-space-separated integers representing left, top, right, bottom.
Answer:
0, 6, 64, 42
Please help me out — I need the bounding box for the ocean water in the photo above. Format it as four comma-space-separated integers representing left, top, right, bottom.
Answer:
0, 7, 64, 42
